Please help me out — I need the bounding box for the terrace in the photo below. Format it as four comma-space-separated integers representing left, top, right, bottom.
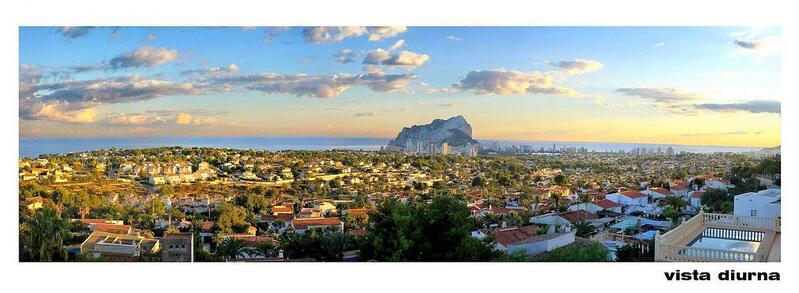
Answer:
655, 212, 780, 262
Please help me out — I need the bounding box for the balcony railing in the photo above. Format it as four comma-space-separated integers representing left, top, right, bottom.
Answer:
655, 212, 779, 262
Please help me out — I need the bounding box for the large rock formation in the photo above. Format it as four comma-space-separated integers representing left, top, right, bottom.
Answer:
388, 115, 479, 148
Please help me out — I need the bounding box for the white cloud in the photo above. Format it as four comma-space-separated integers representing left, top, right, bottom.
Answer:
367, 26, 407, 41
108, 46, 180, 70
446, 35, 461, 41
455, 69, 579, 96
546, 59, 604, 75
382, 50, 430, 67
57, 27, 94, 40
302, 26, 367, 44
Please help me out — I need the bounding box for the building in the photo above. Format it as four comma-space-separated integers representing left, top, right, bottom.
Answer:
291, 217, 344, 233
734, 189, 781, 218
655, 212, 780, 262
80, 231, 160, 261
161, 233, 193, 262
472, 226, 575, 256
605, 190, 648, 207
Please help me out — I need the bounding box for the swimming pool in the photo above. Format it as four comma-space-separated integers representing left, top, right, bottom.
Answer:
686, 228, 763, 253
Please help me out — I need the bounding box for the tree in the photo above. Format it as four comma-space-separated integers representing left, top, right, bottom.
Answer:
216, 237, 251, 261
216, 203, 249, 233
545, 242, 609, 262
361, 194, 499, 261
572, 220, 596, 238
700, 188, 731, 213
19, 206, 69, 262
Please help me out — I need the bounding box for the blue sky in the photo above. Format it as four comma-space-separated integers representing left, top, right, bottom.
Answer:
19, 26, 781, 147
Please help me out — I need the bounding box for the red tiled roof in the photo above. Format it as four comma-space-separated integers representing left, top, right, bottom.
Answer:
651, 188, 672, 196
263, 213, 294, 222
291, 217, 342, 230
201, 221, 214, 231
229, 235, 278, 246
79, 218, 112, 225
93, 223, 131, 234
691, 191, 704, 199
559, 210, 597, 223
490, 225, 541, 246
345, 208, 370, 216
594, 199, 620, 209
621, 190, 647, 198
272, 205, 293, 214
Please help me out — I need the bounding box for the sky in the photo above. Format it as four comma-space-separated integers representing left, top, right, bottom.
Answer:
19, 26, 781, 147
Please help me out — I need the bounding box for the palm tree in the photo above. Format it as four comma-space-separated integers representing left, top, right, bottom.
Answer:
572, 220, 596, 238
20, 206, 69, 261
254, 242, 276, 258
216, 237, 250, 261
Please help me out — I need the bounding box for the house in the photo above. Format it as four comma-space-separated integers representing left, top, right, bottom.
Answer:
641, 187, 672, 200
605, 190, 647, 207
568, 199, 621, 214
92, 223, 133, 235
734, 189, 781, 218
472, 226, 576, 256
669, 181, 690, 198
80, 231, 160, 261
689, 191, 704, 207
161, 233, 193, 262
707, 179, 733, 190
291, 217, 344, 233
262, 213, 294, 233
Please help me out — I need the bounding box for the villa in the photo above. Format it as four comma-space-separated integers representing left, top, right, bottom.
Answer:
655, 212, 780, 262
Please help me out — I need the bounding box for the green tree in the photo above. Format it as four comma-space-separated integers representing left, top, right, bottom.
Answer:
545, 242, 609, 262
19, 206, 69, 262
572, 220, 596, 238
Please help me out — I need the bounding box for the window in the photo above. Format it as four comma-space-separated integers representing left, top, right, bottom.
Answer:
751, 210, 757, 217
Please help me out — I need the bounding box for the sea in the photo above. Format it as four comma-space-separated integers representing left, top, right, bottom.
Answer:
18, 136, 763, 158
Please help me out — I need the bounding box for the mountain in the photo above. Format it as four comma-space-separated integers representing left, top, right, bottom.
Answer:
759, 145, 781, 154
388, 115, 479, 148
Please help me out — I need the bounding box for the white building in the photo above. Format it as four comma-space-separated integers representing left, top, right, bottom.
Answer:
734, 189, 781, 218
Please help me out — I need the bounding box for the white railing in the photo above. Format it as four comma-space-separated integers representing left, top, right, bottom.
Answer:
655, 212, 779, 262
659, 244, 760, 262
701, 213, 776, 231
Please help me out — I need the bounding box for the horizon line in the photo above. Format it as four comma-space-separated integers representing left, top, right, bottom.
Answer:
19, 135, 776, 150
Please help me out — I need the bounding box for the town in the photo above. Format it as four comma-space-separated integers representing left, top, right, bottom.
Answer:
18, 145, 781, 262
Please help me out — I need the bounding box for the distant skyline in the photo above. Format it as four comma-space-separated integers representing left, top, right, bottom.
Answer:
19, 26, 781, 147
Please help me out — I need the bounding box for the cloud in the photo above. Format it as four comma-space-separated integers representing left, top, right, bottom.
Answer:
680, 130, 749, 137
367, 26, 407, 41
615, 87, 704, 104
732, 37, 779, 55
546, 59, 604, 75
695, 100, 780, 114
653, 42, 666, 48
302, 26, 367, 44
334, 49, 357, 64
616, 87, 779, 115
205, 71, 416, 98
446, 35, 461, 41
103, 110, 224, 127
353, 108, 408, 117
19, 99, 100, 123
388, 39, 406, 51
57, 27, 94, 40
180, 64, 239, 76
734, 39, 765, 50
363, 48, 391, 65
108, 46, 180, 70
439, 103, 460, 107
19, 68, 214, 124
454, 69, 579, 96
382, 50, 430, 67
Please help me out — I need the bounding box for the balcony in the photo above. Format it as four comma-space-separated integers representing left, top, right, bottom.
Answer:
655, 212, 780, 262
